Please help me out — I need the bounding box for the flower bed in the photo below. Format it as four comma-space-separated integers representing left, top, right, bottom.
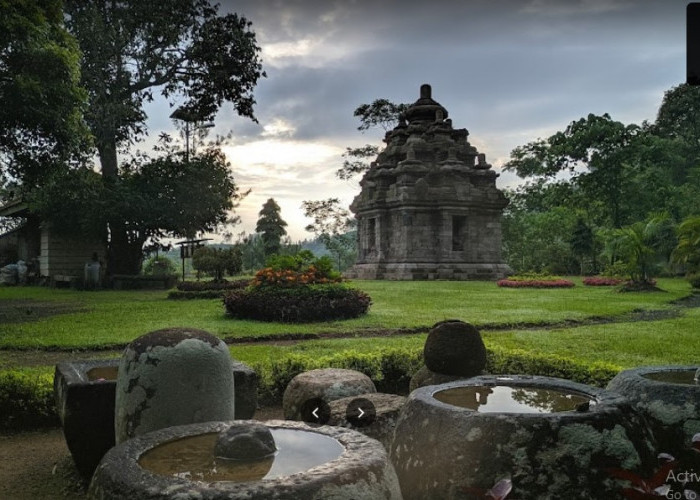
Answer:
497, 279, 575, 288
223, 285, 371, 322
223, 252, 371, 322
583, 277, 624, 286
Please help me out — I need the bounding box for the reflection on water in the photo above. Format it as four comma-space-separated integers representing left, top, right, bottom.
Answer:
642, 370, 698, 385
434, 385, 595, 413
139, 428, 344, 483
86, 366, 118, 381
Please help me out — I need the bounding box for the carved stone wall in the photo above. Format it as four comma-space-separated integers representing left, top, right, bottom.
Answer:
345, 84, 510, 280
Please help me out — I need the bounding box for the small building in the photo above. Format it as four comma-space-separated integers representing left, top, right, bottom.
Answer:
0, 200, 106, 284
345, 84, 510, 281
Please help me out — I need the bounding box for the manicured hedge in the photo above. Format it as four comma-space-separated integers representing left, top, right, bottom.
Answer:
223, 284, 372, 322
0, 370, 58, 431
0, 346, 622, 430
176, 279, 250, 292
497, 279, 575, 288
583, 276, 624, 286
168, 279, 251, 300
167, 290, 228, 300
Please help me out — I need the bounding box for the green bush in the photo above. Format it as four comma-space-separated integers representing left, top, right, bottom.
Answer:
177, 279, 250, 292
167, 290, 227, 300
223, 284, 371, 322
0, 370, 58, 431
192, 246, 242, 281
170, 279, 251, 298
0, 346, 622, 430
485, 345, 619, 387
143, 255, 177, 276
688, 273, 700, 289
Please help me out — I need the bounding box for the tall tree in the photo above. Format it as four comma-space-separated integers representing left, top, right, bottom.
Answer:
30, 142, 242, 272
0, 0, 90, 193
505, 113, 640, 228
672, 216, 700, 273
255, 198, 287, 257
569, 217, 595, 275
336, 99, 407, 180
64, 0, 265, 273
302, 198, 356, 271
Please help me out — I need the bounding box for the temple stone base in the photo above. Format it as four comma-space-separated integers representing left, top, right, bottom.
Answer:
345, 262, 510, 281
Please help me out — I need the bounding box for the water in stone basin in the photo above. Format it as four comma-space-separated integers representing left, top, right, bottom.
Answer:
642, 369, 698, 385
433, 384, 596, 413
139, 429, 344, 483
86, 366, 118, 381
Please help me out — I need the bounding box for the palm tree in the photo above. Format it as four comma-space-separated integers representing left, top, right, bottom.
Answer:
672, 215, 700, 273
604, 213, 674, 283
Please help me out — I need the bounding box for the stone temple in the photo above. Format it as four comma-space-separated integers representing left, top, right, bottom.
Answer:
345, 84, 510, 281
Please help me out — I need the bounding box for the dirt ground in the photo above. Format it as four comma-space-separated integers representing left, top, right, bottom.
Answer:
0, 406, 285, 500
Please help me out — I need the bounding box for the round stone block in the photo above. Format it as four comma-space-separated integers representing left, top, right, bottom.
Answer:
390, 375, 656, 500
214, 422, 276, 460
89, 420, 402, 500
328, 392, 407, 451
115, 327, 235, 444
409, 365, 472, 392
423, 319, 486, 376
283, 368, 377, 421
607, 365, 700, 457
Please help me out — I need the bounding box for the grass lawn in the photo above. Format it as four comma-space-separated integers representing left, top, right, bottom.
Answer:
0, 277, 692, 350
483, 307, 700, 369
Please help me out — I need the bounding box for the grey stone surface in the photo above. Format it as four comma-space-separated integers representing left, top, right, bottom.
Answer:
54, 353, 257, 477
390, 375, 656, 500
607, 365, 700, 457
115, 327, 235, 444
214, 422, 276, 460
89, 420, 403, 500
231, 360, 258, 419
409, 365, 472, 392
54, 359, 119, 479
328, 393, 407, 451
423, 320, 487, 376
283, 368, 377, 420
345, 84, 509, 281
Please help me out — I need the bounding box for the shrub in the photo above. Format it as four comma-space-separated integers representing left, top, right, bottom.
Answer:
688, 273, 700, 289
167, 290, 228, 300
192, 246, 242, 281
0, 346, 621, 429
497, 279, 575, 288
583, 276, 624, 286
505, 272, 563, 282
601, 260, 629, 278
0, 370, 58, 431
485, 345, 619, 387
143, 255, 177, 276
176, 279, 250, 292
223, 284, 371, 322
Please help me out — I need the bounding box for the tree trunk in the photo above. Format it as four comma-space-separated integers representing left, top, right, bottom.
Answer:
97, 134, 143, 275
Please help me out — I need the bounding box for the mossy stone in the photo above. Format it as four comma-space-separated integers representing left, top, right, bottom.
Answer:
423, 320, 486, 376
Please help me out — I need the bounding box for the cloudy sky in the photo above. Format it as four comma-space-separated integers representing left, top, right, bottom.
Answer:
142, 0, 689, 242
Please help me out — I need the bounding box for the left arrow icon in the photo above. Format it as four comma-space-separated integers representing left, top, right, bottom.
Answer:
312, 408, 319, 419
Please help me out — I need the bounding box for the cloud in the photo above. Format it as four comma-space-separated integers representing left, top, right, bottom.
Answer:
143, 0, 689, 242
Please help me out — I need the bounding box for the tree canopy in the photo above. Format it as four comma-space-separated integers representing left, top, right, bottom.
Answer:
502, 83, 700, 279
0, 0, 90, 193
64, 0, 265, 179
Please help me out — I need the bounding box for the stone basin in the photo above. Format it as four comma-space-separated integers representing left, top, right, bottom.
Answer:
389, 375, 656, 500
607, 365, 700, 456
53, 358, 258, 479
88, 420, 402, 499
